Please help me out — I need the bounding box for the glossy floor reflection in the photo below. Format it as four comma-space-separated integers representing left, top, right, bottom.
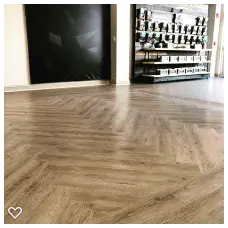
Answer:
4, 79, 224, 224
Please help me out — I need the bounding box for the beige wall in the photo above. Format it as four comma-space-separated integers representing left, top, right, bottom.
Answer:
4, 4, 30, 87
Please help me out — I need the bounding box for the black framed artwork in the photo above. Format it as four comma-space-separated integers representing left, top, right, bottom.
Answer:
25, 4, 111, 84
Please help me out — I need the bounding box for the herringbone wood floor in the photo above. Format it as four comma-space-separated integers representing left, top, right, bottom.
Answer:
4, 81, 224, 224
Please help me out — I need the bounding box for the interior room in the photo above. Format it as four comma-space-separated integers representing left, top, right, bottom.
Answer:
4, 3, 224, 224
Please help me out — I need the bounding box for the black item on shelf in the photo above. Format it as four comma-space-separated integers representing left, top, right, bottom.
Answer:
160, 22, 168, 32
136, 33, 140, 42
202, 17, 208, 26
138, 20, 146, 31
167, 23, 172, 33
196, 35, 202, 44
172, 13, 176, 23
154, 32, 161, 42
137, 8, 146, 20
155, 42, 163, 48
147, 33, 153, 43
196, 16, 203, 26
135, 32, 141, 42
139, 32, 147, 43
190, 35, 197, 45
166, 34, 173, 43
179, 35, 185, 44
185, 35, 191, 44
173, 34, 179, 44
179, 24, 186, 34
153, 21, 160, 32
147, 21, 153, 32
202, 26, 207, 36
172, 23, 180, 33
191, 26, 198, 35
145, 20, 149, 31
146, 10, 153, 21
185, 25, 192, 34
197, 26, 203, 35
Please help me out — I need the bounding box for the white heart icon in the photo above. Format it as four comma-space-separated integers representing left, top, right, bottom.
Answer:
8, 207, 22, 219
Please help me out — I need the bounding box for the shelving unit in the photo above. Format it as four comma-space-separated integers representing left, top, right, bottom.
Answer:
142, 48, 212, 52
143, 72, 210, 77
139, 48, 211, 83
140, 73, 210, 83
142, 61, 211, 65
132, 4, 211, 84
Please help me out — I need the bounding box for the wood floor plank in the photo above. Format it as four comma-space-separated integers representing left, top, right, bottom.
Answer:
4, 81, 224, 224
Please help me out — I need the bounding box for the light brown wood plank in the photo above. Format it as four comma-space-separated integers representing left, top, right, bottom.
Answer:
4, 80, 224, 224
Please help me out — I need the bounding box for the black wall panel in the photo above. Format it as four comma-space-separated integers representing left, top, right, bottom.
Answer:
25, 4, 111, 84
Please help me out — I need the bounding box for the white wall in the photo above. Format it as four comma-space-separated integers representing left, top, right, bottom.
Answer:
116, 4, 131, 85
4, 4, 30, 87
0, 3, 4, 88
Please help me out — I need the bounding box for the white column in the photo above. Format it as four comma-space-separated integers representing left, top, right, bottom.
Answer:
215, 4, 224, 77
208, 4, 222, 77
110, 4, 131, 85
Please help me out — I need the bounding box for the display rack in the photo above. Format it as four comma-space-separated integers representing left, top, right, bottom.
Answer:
132, 4, 211, 84
140, 48, 211, 83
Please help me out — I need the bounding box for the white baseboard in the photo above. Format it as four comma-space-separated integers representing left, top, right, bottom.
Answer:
110, 80, 130, 86
4, 80, 109, 92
